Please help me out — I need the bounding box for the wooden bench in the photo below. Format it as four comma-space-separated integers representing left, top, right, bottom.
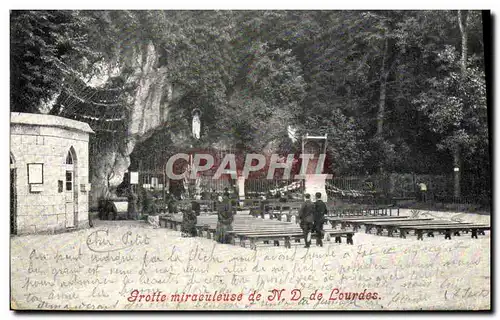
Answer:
160, 214, 221, 230
175, 200, 218, 214
328, 206, 399, 217
359, 218, 432, 233
270, 203, 302, 221
241, 198, 263, 208
229, 226, 304, 246
380, 221, 474, 237
159, 215, 182, 230
196, 200, 217, 214
161, 212, 354, 249
391, 196, 416, 201
200, 220, 296, 240
394, 222, 474, 239
328, 217, 419, 232
160, 213, 258, 229
326, 216, 410, 231
237, 230, 355, 250
361, 218, 446, 235
391, 197, 417, 209
399, 224, 490, 240
246, 199, 279, 218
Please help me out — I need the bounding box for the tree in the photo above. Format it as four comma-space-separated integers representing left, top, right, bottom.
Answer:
414, 10, 487, 197
10, 10, 99, 113
158, 11, 308, 153
300, 11, 395, 174
10, 10, 489, 199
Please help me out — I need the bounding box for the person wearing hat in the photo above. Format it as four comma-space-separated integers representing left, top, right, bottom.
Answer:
298, 193, 315, 248
313, 192, 327, 247
258, 195, 268, 219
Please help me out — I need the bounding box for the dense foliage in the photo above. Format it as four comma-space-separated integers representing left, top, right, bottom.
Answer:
10, 10, 489, 197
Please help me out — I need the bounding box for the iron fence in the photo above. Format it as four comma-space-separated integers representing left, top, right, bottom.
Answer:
244, 179, 304, 198
325, 173, 490, 209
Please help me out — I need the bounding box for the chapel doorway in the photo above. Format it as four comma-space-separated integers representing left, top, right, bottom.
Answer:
65, 147, 78, 228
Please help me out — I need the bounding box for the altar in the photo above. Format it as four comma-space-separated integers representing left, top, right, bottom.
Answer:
301, 134, 329, 202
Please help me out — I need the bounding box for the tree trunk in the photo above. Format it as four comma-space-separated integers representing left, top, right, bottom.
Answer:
376, 37, 390, 137
453, 146, 461, 198
458, 10, 469, 74
453, 10, 469, 198
376, 36, 390, 174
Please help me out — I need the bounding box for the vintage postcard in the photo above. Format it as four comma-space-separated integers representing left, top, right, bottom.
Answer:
9, 10, 491, 311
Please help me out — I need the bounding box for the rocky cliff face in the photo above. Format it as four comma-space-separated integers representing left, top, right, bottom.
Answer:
58, 41, 287, 209
85, 42, 185, 208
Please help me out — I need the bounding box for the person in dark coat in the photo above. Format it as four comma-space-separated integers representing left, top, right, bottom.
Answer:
98, 198, 117, 220
168, 196, 178, 214
181, 202, 198, 237
313, 192, 327, 247
260, 196, 269, 219
192, 200, 201, 216
279, 192, 288, 203
215, 194, 235, 244
98, 198, 106, 220
127, 189, 139, 220
88, 211, 94, 227
298, 193, 315, 248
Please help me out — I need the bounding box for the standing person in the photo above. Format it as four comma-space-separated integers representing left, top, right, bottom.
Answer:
127, 187, 139, 220
298, 193, 315, 248
141, 187, 154, 215
215, 193, 235, 244
88, 211, 94, 228
279, 192, 288, 203
313, 192, 327, 247
276, 191, 282, 201
210, 189, 218, 212
181, 201, 198, 237
259, 195, 268, 219
418, 182, 428, 202
192, 200, 201, 216
168, 195, 178, 214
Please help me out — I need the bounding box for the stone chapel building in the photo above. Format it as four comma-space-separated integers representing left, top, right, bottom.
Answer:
10, 112, 94, 235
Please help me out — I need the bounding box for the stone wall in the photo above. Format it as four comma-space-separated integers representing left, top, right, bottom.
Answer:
87, 42, 179, 209
11, 113, 93, 235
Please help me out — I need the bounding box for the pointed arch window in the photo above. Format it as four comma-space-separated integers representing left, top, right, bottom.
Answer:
65, 148, 76, 192
66, 151, 73, 165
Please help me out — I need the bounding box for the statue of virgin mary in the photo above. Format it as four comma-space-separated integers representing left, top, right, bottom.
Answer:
192, 108, 201, 139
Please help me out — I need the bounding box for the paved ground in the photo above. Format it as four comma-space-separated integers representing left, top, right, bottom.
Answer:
11, 209, 490, 311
